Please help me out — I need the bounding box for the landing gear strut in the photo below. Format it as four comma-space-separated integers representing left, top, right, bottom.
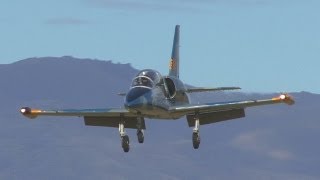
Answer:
192, 117, 200, 149
119, 120, 130, 152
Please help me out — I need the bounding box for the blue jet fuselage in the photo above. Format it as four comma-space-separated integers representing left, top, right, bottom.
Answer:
125, 69, 189, 119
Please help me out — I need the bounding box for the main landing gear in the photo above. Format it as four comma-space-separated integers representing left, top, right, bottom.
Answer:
121, 135, 130, 152
119, 121, 130, 152
192, 117, 201, 149
118, 119, 145, 153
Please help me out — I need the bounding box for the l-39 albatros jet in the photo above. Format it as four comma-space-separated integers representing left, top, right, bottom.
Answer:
20, 25, 294, 152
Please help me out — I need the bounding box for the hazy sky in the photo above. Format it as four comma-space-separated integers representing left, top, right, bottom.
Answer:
1, 0, 319, 93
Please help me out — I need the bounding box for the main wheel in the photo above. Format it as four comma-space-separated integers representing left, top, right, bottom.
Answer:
192, 132, 200, 149
137, 130, 144, 143
121, 135, 130, 152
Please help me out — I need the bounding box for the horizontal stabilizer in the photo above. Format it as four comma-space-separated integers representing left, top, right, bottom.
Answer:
186, 87, 241, 93
117, 92, 126, 96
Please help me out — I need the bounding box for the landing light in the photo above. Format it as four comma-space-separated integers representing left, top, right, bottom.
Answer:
20, 108, 26, 113
279, 94, 286, 100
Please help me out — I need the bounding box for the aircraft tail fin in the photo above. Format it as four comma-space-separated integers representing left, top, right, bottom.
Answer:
169, 25, 180, 78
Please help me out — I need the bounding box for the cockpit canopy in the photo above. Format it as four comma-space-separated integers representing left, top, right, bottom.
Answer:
131, 69, 162, 88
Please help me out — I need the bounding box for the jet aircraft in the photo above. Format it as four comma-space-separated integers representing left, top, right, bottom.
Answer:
20, 25, 294, 152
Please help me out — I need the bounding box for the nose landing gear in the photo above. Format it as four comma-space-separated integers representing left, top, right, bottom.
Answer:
136, 117, 144, 144
137, 130, 144, 143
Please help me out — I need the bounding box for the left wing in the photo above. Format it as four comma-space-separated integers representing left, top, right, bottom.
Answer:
20, 107, 144, 129
185, 87, 241, 93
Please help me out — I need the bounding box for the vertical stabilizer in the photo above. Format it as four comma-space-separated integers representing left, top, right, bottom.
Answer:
169, 25, 180, 78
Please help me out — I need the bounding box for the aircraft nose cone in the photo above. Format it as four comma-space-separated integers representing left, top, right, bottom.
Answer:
125, 87, 151, 108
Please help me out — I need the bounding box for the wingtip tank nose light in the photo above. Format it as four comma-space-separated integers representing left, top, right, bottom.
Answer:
20, 107, 31, 114
20, 107, 38, 119
279, 94, 286, 100
279, 94, 295, 105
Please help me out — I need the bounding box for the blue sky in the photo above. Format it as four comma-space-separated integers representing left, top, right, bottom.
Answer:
1, 0, 319, 93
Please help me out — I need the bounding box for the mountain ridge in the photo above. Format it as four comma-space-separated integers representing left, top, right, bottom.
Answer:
2, 56, 318, 95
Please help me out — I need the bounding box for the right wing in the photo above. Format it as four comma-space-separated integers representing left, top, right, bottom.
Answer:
20, 107, 145, 129
169, 94, 294, 114
169, 94, 294, 127
20, 107, 137, 118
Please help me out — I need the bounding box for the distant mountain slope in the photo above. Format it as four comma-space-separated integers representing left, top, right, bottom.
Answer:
0, 56, 319, 180
0, 56, 137, 112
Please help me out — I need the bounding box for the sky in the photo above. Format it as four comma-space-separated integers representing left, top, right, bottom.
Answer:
1, 0, 319, 93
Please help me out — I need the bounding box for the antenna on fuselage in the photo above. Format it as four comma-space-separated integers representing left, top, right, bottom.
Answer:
169, 25, 180, 79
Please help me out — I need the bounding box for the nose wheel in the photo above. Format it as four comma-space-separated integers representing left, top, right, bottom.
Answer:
137, 130, 144, 143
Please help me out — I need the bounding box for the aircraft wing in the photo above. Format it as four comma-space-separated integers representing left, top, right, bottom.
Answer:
20, 107, 144, 129
20, 107, 136, 118
186, 87, 241, 93
169, 94, 294, 125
